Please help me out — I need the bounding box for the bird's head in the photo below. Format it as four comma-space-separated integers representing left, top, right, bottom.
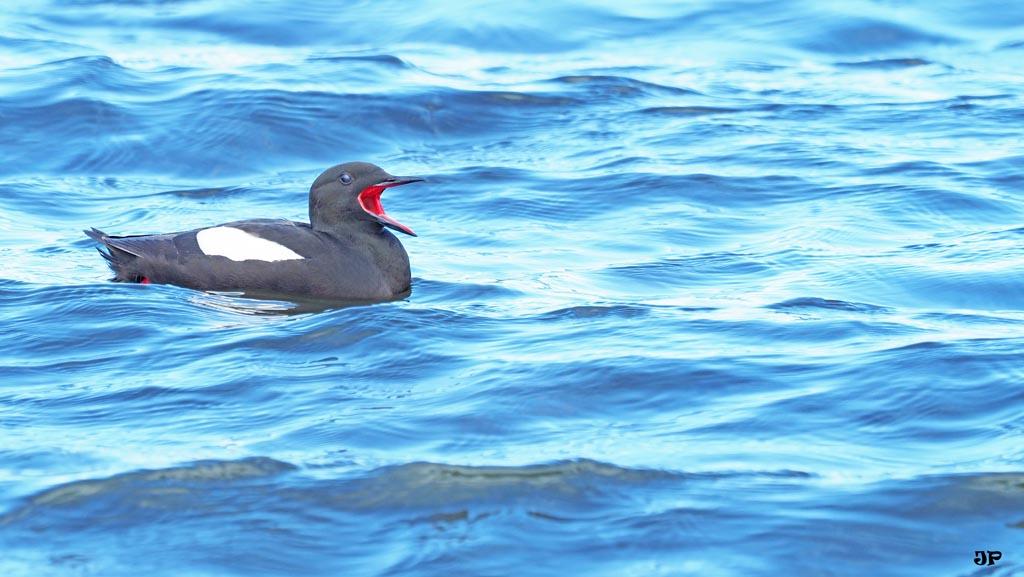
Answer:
309, 161, 421, 236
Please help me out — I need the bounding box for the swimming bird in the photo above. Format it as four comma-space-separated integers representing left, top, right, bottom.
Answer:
85, 161, 422, 301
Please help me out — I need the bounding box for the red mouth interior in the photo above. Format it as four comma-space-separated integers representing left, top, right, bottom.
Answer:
357, 183, 416, 236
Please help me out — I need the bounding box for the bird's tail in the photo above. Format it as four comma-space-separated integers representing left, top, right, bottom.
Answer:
83, 228, 137, 282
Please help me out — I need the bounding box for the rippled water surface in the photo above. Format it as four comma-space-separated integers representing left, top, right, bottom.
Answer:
2, 1, 1023, 575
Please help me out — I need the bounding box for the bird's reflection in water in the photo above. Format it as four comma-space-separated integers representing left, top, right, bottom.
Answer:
190, 288, 411, 316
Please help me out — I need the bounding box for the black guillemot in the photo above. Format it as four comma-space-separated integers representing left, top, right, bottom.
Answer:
85, 161, 422, 301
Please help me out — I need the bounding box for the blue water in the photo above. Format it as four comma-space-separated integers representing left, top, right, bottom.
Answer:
2, 0, 1023, 575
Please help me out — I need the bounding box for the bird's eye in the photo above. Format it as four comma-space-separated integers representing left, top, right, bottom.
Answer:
338, 172, 353, 185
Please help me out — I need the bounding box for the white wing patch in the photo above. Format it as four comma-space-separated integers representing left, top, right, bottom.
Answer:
196, 226, 304, 262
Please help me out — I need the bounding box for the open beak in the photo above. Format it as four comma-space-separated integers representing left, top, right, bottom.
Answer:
357, 176, 423, 237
